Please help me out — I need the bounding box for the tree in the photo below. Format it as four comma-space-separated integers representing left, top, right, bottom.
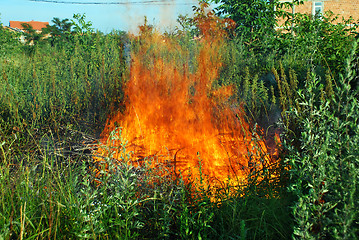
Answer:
21, 23, 44, 46
71, 13, 94, 35
175, 14, 199, 37
289, 11, 357, 75
210, 0, 301, 39
43, 17, 73, 46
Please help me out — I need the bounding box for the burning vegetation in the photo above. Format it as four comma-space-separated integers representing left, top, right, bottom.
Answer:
95, 4, 281, 190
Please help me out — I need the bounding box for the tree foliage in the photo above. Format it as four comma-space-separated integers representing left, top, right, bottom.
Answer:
43, 17, 73, 46
21, 23, 45, 46
210, 0, 301, 39
71, 13, 94, 34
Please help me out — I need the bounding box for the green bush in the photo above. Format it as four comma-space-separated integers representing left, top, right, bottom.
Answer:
284, 41, 359, 239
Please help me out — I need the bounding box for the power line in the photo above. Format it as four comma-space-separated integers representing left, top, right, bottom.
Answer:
29, 0, 197, 5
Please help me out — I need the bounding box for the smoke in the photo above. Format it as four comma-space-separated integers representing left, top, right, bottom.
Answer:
115, 0, 196, 33
158, 0, 175, 29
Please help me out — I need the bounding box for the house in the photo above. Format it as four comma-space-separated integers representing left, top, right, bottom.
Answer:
5, 20, 49, 44
278, 0, 359, 27
9, 20, 49, 33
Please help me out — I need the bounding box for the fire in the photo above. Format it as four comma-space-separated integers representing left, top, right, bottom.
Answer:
96, 5, 279, 189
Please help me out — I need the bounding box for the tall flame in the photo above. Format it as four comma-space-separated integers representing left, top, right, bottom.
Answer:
97, 7, 278, 188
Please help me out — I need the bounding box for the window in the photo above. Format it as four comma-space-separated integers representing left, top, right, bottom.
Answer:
313, 2, 324, 17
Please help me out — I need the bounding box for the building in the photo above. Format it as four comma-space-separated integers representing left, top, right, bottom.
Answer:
9, 20, 49, 33
278, 0, 359, 27
294, 0, 358, 19
5, 20, 49, 44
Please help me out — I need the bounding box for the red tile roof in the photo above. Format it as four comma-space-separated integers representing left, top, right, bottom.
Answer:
9, 21, 49, 31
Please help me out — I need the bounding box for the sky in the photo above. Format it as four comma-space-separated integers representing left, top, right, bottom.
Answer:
0, 0, 201, 33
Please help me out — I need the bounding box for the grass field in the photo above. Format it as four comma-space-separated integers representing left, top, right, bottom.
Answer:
0, 9, 358, 239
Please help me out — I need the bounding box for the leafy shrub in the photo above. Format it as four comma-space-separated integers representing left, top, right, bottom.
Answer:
284, 41, 359, 239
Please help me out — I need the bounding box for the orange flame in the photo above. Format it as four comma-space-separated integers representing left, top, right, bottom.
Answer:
96, 7, 278, 189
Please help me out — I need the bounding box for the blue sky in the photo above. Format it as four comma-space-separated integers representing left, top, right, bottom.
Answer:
0, 0, 200, 33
